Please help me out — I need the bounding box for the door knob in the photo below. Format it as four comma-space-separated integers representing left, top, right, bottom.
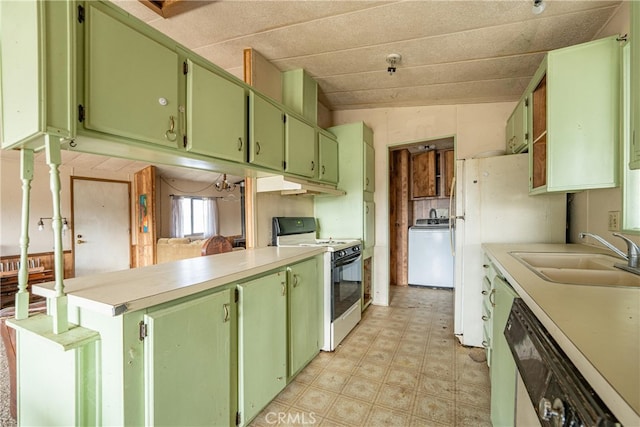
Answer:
77, 239, 86, 244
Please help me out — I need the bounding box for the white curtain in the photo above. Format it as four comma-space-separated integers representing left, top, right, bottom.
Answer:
203, 198, 219, 238
170, 196, 184, 238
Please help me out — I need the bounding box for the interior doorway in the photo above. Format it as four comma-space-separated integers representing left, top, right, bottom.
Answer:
388, 137, 455, 287
71, 177, 131, 276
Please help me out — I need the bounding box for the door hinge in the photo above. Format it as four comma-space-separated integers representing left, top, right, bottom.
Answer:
282, 114, 286, 123
524, 98, 528, 107
78, 104, 85, 123
283, 161, 287, 170
183, 61, 189, 75
183, 135, 188, 148
234, 288, 239, 303
77, 5, 85, 23
138, 321, 147, 341
524, 132, 529, 141
235, 411, 241, 426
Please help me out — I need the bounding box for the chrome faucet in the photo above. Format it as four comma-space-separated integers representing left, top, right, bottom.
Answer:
579, 232, 640, 273
429, 208, 437, 219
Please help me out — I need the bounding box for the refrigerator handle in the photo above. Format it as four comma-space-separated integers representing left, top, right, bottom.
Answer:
449, 176, 456, 256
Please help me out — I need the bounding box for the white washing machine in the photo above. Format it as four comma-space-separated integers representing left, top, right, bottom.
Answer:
408, 224, 454, 287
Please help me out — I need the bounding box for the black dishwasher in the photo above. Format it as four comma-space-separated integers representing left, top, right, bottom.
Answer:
504, 299, 620, 427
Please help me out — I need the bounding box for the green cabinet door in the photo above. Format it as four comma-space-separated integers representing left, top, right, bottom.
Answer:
490, 276, 519, 427
318, 133, 338, 184
288, 258, 320, 377
507, 96, 528, 154
85, 3, 179, 147
631, 2, 640, 170
249, 92, 284, 171
143, 289, 233, 427
285, 115, 317, 178
364, 142, 375, 192
186, 60, 247, 162
238, 271, 287, 425
364, 199, 375, 249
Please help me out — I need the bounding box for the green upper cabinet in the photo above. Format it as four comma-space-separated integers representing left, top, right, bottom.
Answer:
529, 36, 621, 194
318, 132, 339, 184
490, 276, 519, 427
284, 114, 317, 178
238, 271, 287, 426
631, 2, 640, 170
84, 3, 180, 148
249, 91, 284, 171
0, 0, 75, 149
506, 95, 528, 154
287, 258, 320, 378
186, 60, 247, 162
282, 69, 318, 124
143, 289, 233, 427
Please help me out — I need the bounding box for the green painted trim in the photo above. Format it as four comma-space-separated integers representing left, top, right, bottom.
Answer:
7, 313, 100, 351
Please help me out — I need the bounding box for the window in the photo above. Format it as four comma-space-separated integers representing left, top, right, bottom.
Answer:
170, 195, 219, 238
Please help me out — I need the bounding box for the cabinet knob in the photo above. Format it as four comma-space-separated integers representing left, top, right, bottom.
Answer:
237, 137, 243, 151
482, 315, 489, 321
256, 141, 261, 155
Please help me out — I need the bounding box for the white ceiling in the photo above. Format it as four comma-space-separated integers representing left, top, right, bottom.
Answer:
111, 0, 623, 110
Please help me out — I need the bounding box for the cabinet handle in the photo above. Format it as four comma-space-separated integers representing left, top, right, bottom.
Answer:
237, 137, 243, 151
366, 177, 370, 187
366, 205, 369, 214
489, 289, 496, 307
223, 303, 230, 322
256, 141, 261, 155
293, 274, 299, 288
481, 290, 488, 295
482, 264, 489, 269
482, 315, 489, 321
311, 161, 315, 171
482, 340, 490, 348
322, 165, 326, 175
281, 283, 286, 296
165, 116, 177, 141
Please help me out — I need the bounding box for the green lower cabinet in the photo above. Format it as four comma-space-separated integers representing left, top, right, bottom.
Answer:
143, 289, 233, 427
288, 259, 320, 378
238, 271, 287, 425
490, 276, 519, 427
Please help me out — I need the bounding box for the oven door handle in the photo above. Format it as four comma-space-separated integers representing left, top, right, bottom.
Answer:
333, 254, 362, 268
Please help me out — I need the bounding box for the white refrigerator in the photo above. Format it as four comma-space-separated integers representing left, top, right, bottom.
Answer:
452, 153, 566, 348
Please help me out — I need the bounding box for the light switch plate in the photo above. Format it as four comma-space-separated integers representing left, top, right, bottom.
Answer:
608, 211, 620, 231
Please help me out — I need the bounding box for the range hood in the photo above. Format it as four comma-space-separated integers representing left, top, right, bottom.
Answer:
256, 175, 345, 196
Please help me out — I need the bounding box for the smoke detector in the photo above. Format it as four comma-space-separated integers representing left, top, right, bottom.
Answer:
386, 53, 402, 75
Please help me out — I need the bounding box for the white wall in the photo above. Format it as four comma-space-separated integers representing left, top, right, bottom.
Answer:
333, 102, 515, 305
255, 193, 314, 247
0, 153, 135, 256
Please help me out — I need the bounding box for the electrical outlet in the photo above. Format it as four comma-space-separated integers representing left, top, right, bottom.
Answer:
608, 211, 620, 231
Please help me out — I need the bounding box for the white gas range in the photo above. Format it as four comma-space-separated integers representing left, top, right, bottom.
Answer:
272, 217, 362, 351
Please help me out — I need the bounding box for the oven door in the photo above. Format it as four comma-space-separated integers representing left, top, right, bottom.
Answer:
331, 253, 362, 321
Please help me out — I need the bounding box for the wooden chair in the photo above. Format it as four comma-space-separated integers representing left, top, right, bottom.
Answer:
200, 235, 233, 256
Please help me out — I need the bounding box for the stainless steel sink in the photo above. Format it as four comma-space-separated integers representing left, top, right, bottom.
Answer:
510, 252, 640, 287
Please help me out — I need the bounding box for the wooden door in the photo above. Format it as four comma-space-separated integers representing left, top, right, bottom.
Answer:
72, 178, 130, 276
144, 290, 233, 427
444, 150, 455, 196
412, 151, 436, 198
186, 60, 247, 162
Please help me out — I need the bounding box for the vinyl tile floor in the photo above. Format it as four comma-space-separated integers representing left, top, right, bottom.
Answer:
250, 285, 491, 427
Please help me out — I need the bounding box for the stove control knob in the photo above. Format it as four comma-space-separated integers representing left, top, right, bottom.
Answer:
353, 245, 360, 252
338, 250, 346, 257
538, 398, 565, 427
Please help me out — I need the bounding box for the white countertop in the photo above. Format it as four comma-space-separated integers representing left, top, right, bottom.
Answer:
32, 246, 324, 317
483, 243, 640, 425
